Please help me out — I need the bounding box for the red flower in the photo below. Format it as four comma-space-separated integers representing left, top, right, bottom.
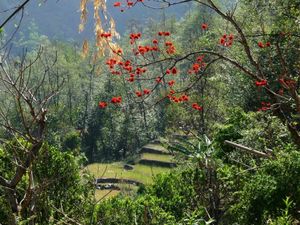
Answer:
266, 42, 271, 47
158, 31, 170, 36
166, 46, 176, 54
156, 77, 163, 83
143, 89, 151, 95
258, 42, 264, 48
135, 91, 143, 97
201, 23, 208, 30
127, 77, 135, 82
192, 103, 203, 111
258, 102, 271, 111
100, 32, 112, 38
98, 101, 108, 109
192, 63, 200, 72
152, 39, 158, 44
219, 37, 226, 45
168, 80, 175, 87
127, 1, 134, 6
171, 67, 177, 75
169, 90, 175, 95
219, 34, 234, 47
165, 41, 173, 46
197, 55, 204, 62
113, 2, 121, 7
181, 94, 189, 101
255, 79, 267, 87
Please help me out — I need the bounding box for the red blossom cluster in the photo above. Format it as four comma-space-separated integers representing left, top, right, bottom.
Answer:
98, 96, 122, 109
165, 41, 176, 54
127, 1, 134, 6
168, 80, 175, 87
219, 34, 234, 47
166, 67, 178, 75
98, 101, 108, 108
258, 41, 271, 48
158, 31, 171, 36
111, 96, 122, 104
255, 79, 267, 87
169, 94, 190, 103
113, 2, 121, 7
201, 23, 208, 30
113, 0, 144, 12
112, 48, 123, 55
188, 56, 206, 74
106, 58, 117, 69
135, 45, 159, 55
258, 102, 271, 111
135, 89, 151, 97
279, 78, 296, 88
156, 77, 163, 83
152, 39, 158, 44
192, 103, 203, 111
99, 32, 112, 38
100, 28, 208, 112
130, 33, 141, 44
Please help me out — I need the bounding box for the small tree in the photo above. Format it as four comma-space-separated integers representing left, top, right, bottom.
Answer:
0, 48, 61, 224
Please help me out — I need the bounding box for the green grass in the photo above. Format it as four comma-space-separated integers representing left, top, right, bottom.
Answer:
95, 189, 120, 201
140, 153, 174, 162
87, 162, 171, 184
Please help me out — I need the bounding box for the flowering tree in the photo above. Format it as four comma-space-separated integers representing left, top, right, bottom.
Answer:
93, 0, 300, 145
79, 0, 300, 146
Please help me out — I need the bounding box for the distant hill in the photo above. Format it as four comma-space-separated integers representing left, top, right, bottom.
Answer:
0, 0, 190, 42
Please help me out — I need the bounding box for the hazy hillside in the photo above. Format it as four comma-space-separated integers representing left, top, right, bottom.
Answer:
0, 0, 190, 41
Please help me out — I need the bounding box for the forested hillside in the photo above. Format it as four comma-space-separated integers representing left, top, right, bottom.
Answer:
0, 0, 189, 41
0, 0, 299, 224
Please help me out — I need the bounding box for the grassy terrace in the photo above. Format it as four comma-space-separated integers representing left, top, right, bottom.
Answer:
95, 189, 120, 200
87, 143, 175, 200
140, 153, 174, 162
86, 162, 171, 184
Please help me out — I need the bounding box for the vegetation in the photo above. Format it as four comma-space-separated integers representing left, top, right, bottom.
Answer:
0, 0, 299, 224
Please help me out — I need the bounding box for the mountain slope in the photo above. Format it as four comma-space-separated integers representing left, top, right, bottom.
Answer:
0, 0, 190, 41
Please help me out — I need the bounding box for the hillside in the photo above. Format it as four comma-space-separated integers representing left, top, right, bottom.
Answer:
0, 0, 190, 41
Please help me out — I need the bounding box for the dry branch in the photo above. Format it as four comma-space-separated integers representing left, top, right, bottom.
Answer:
224, 140, 272, 158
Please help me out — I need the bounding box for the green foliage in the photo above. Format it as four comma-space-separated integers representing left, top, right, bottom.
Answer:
33, 144, 94, 224
94, 196, 176, 225
93, 165, 216, 224
0, 141, 94, 225
62, 130, 81, 152
267, 197, 294, 225
229, 149, 300, 224
214, 108, 292, 160
213, 108, 249, 156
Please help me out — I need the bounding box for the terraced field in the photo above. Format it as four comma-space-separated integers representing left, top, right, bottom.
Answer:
86, 142, 176, 200
87, 162, 170, 184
